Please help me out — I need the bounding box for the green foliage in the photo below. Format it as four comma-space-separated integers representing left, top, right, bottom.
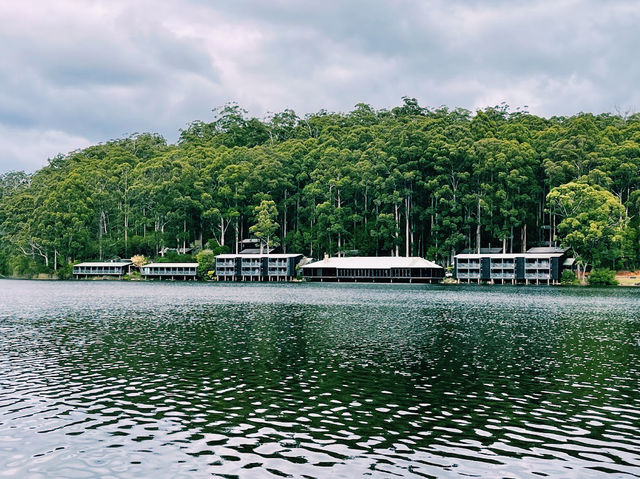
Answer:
547, 182, 627, 279
204, 240, 229, 256
587, 268, 618, 286
0, 103, 639, 277
8, 255, 39, 277
196, 249, 216, 279
154, 253, 195, 263
560, 270, 578, 285
249, 200, 279, 252
56, 262, 76, 280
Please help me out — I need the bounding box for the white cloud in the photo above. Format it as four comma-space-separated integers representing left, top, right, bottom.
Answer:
0, 126, 92, 172
1, 0, 640, 172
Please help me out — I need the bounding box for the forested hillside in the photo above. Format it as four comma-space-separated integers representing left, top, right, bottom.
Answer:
1, 99, 639, 277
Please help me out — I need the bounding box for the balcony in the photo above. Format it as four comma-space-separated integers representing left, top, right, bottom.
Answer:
525, 261, 550, 269
490, 262, 515, 269
457, 261, 481, 268
74, 268, 123, 275
491, 272, 516, 279
457, 272, 482, 279
144, 269, 196, 276
525, 272, 551, 280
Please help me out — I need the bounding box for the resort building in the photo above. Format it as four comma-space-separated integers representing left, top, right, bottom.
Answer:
454, 247, 569, 284
73, 261, 133, 279
215, 254, 303, 281
301, 256, 444, 283
140, 263, 198, 280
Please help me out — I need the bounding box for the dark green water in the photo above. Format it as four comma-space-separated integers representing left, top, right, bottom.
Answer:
1, 280, 639, 478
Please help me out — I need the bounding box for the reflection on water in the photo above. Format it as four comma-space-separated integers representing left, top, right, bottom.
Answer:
1, 280, 639, 478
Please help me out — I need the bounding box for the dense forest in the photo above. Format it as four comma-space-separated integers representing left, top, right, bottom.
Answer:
1, 98, 638, 277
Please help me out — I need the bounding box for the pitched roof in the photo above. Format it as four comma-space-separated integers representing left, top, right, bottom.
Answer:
216, 254, 303, 259
301, 256, 442, 269
74, 262, 131, 267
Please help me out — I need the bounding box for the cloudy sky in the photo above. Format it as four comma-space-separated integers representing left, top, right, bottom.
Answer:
1, 0, 639, 172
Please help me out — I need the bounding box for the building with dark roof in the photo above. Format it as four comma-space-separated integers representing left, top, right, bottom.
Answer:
454, 248, 570, 284
215, 254, 303, 281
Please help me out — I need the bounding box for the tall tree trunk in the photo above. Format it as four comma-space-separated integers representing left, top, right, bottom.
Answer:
476, 198, 482, 254
235, 219, 239, 254
183, 220, 187, 253
405, 196, 410, 257
509, 225, 514, 254
283, 189, 288, 253
394, 202, 400, 257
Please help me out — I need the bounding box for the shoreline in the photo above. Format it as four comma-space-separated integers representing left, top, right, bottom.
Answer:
1, 276, 638, 287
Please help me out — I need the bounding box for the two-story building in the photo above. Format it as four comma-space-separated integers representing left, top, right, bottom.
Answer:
215, 254, 303, 281
454, 247, 569, 284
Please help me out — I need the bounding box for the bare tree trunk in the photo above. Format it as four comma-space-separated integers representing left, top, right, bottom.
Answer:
394, 202, 400, 257
509, 225, 514, 254
405, 196, 410, 257
183, 220, 187, 253
235, 219, 239, 254
283, 189, 288, 253
476, 199, 481, 254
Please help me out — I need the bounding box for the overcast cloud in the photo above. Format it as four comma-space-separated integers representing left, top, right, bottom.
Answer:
1, 0, 639, 172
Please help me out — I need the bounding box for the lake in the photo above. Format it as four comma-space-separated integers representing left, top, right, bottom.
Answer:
1, 280, 639, 478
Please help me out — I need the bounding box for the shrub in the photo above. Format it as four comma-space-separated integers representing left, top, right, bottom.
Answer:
196, 249, 216, 279
56, 262, 76, 280
131, 254, 149, 268
560, 270, 578, 285
587, 268, 618, 286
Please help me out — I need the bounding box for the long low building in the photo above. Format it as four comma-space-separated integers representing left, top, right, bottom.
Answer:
301, 256, 444, 283
454, 247, 568, 284
73, 261, 133, 279
141, 263, 198, 280
215, 254, 303, 281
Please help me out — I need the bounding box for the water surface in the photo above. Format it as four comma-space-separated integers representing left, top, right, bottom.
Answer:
1, 280, 639, 478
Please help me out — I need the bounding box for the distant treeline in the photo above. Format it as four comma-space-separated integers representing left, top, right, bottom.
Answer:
0, 98, 638, 277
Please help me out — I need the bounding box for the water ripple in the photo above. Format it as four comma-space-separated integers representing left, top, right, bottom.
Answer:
1, 280, 640, 477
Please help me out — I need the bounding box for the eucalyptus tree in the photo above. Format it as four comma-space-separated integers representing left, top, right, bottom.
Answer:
547, 181, 627, 281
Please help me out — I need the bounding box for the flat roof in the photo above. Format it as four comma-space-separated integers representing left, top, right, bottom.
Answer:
74, 262, 132, 267
301, 256, 443, 269
216, 254, 303, 259
455, 253, 564, 259
142, 263, 199, 268
526, 246, 568, 254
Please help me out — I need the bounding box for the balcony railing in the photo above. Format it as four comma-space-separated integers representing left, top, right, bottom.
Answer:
74, 268, 123, 274
143, 269, 196, 275
525, 261, 551, 269
525, 272, 551, 280
490, 262, 515, 269
491, 272, 516, 279
457, 272, 482, 279
457, 261, 481, 268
